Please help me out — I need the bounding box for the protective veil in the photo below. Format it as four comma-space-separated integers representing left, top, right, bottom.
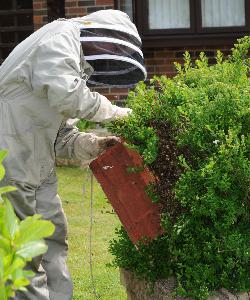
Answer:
0, 10, 146, 300
75, 10, 147, 88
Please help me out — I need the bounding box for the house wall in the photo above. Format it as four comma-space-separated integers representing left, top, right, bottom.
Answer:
32, 0, 233, 105
33, 0, 48, 30
65, 0, 114, 18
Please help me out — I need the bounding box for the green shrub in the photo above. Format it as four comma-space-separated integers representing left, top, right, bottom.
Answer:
0, 150, 55, 300
108, 37, 250, 299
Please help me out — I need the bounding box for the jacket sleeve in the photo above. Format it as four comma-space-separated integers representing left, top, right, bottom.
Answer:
30, 28, 108, 120
55, 119, 81, 159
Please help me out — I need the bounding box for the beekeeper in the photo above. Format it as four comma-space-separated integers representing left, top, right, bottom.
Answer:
0, 9, 146, 300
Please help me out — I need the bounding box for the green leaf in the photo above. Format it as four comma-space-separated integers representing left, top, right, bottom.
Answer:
16, 240, 48, 259
0, 150, 7, 164
0, 253, 4, 279
0, 284, 7, 300
0, 150, 8, 182
22, 270, 35, 278
0, 165, 5, 183
0, 186, 16, 195
4, 257, 26, 278
12, 268, 30, 288
13, 277, 30, 288
15, 215, 54, 246
2, 199, 19, 239
0, 236, 11, 252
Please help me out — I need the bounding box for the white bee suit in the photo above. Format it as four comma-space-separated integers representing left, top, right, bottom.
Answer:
0, 10, 145, 300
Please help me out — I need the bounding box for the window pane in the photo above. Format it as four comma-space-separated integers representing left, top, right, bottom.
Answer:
0, 16, 15, 27
2, 47, 13, 60
2, 32, 16, 43
17, 14, 33, 26
16, 0, 32, 9
117, 0, 133, 20
201, 0, 245, 27
0, 1, 13, 10
17, 31, 33, 42
148, 0, 190, 29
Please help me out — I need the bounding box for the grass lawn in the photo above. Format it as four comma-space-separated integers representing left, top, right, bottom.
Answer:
56, 166, 127, 300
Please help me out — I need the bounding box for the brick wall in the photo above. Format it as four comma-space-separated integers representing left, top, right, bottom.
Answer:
65, 0, 114, 18
144, 45, 232, 80
33, 0, 48, 30
32, 0, 234, 104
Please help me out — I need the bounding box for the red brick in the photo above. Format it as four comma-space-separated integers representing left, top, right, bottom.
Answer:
171, 57, 184, 63
117, 95, 127, 101
96, 0, 114, 5
65, 1, 77, 7
67, 7, 82, 13
166, 72, 175, 78
155, 50, 175, 58
33, 9, 47, 15
109, 88, 129, 94
145, 65, 155, 72
65, 8, 86, 16
145, 58, 165, 65
92, 87, 110, 94
33, 2, 42, 9
155, 65, 173, 74
33, 15, 42, 24
104, 94, 119, 101
147, 74, 155, 80
78, 0, 96, 6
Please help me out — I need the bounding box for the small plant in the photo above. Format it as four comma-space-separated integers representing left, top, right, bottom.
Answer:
0, 150, 55, 300
76, 119, 97, 131
109, 37, 250, 299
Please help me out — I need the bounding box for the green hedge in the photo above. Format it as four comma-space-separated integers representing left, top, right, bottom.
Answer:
108, 37, 250, 299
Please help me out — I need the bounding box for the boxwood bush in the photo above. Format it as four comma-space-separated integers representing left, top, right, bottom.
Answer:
108, 37, 250, 299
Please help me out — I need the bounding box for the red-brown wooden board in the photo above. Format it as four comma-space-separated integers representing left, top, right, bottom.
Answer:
90, 143, 163, 244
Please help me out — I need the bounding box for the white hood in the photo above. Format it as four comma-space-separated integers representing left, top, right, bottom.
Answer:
72, 9, 141, 42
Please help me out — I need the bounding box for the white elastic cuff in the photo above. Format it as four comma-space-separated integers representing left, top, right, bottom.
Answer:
66, 118, 79, 127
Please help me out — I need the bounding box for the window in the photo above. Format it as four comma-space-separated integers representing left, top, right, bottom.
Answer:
201, 0, 245, 28
149, 0, 191, 29
0, 0, 33, 63
115, 0, 250, 47
116, 0, 134, 21
47, 0, 65, 23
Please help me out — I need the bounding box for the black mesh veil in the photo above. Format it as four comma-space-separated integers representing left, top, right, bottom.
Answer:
80, 26, 147, 88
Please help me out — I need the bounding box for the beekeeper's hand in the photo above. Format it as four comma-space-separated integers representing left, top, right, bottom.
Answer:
74, 133, 120, 163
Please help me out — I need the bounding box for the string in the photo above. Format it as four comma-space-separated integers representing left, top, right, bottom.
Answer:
81, 167, 100, 300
